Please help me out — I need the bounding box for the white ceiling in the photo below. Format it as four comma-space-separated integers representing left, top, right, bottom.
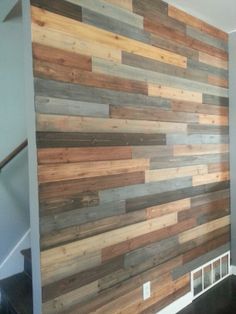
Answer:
164, 0, 236, 33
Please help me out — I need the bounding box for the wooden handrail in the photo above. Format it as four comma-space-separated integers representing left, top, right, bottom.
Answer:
0, 140, 28, 171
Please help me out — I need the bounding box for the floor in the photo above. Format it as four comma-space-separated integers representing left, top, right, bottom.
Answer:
178, 275, 236, 314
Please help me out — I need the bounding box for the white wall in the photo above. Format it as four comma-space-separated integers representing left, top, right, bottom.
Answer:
0, 3, 30, 267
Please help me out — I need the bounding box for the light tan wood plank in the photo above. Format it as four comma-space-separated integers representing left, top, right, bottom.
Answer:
179, 215, 230, 243
199, 52, 228, 70
104, 0, 133, 11
192, 171, 229, 186
38, 147, 132, 164
36, 114, 187, 134
32, 23, 121, 62
198, 114, 228, 126
31, 6, 187, 68
145, 165, 208, 183
174, 144, 229, 156
148, 84, 202, 103
146, 198, 191, 219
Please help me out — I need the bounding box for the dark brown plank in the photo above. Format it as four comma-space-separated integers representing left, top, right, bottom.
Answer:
31, 0, 82, 21
36, 132, 166, 148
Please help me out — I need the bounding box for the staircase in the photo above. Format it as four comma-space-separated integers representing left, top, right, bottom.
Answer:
0, 249, 33, 314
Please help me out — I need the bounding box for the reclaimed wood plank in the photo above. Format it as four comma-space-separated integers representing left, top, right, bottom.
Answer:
34, 78, 172, 109
32, 23, 122, 62
39, 191, 99, 217
38, 158, 150, 183
110, 104, 199, 123
37, 132, 167, 148
148, 84, 202, 103
178, 215, 230, 243
35, 96, 109, 118
104, 0, 133, 11
39, 171, 145, 199
168, 5, 228, 42
199, 51, 228, 70
186, 26, 228, 52
67, 0, 143, 29
146, 165, 208, 183
173, 144, 229, 156
198, 113, 228, 126
192, 171, 230, 186
31, 6, 187, 68
37, 146, 132, 164
36, 113, 187, 134
172, 100, 228, 116
31, 0, 82, 21
33, 42, 92, 71
34, 59, 148, 95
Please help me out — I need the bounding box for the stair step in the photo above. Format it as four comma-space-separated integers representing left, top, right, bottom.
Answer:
20, 249, 31, 262
0, 273, 33, 314
21, 249, 31, 279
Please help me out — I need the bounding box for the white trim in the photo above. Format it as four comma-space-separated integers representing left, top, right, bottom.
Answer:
0, 229, 30, 277
229, 30, 236, 34
157, 292, 192, 314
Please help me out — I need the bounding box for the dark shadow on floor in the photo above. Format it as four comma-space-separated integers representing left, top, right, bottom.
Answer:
178, 276, 236, 314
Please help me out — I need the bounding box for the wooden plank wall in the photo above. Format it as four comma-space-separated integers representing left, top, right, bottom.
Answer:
30, 0, 230, 313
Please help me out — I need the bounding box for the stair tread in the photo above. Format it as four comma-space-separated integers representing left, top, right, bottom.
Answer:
0, 273, 33, 314
21, 248, 31, 262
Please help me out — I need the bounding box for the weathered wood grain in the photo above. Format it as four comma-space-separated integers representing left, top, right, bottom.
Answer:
110, 104, 199, 123
35, 96, 109, 118
125, 181, 230, 212
146, 164, 208, 183
178, 215, 230, 243
199, 52, 228, 70
150, 154, 229, 169
144, 18, 228, 60
148, 84, 202, 103
104, 0, 133, 11
36, 113, 187, 134
93, 57, 228, 97
31, 0, 82, 21
198, 114, 228, 126
30, 1, 230, 312
67, 0, 143, 29
37, 132, 167, 148
39, 191, 99, 217
192, 171, 229, 186
34, 59, 148, 95
39, 171, 145, 199
173, 144, 229, 156
38, 146, 132, 164
35, 78, 172, 109
32, 6, 187, 68
38, 158, 150, 183
33, 42, 92, 71
168, 5, 228, 42
172, 100, 228, 116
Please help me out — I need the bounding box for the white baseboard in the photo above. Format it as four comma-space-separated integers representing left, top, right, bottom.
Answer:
157, 292, 192, 314
0, 229, 31, 280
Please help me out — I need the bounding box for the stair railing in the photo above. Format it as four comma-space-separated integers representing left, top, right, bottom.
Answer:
0, 139, 28, 172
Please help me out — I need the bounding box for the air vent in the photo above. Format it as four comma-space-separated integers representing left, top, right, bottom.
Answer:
191, 251, 230, 299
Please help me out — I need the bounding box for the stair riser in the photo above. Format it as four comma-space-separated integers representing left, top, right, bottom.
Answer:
1, 290, 17, 314
24, 258, 32, 279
